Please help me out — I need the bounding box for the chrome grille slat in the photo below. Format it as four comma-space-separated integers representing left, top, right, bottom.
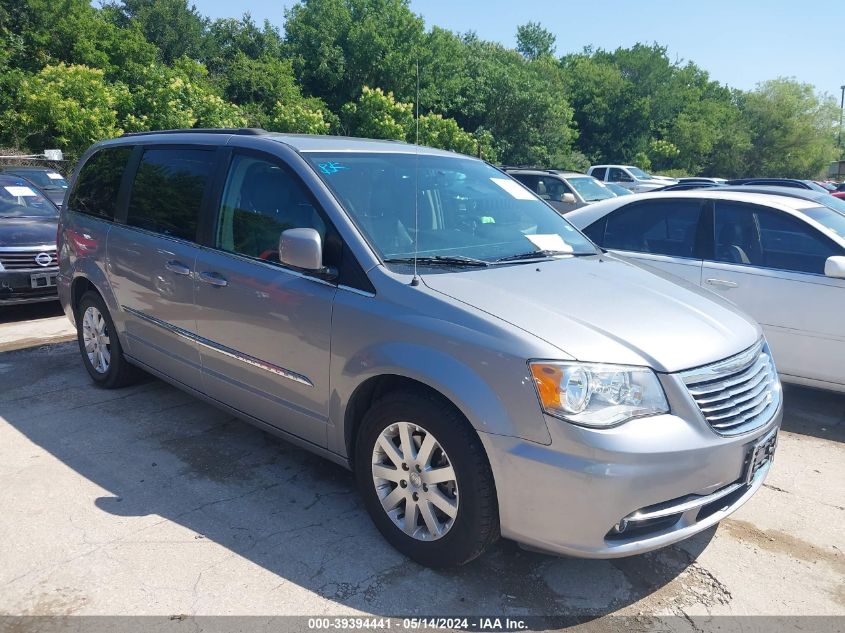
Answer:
710, 397, 773, 430
686, 356, 769, 397
681, 341, 779, 436
698, 368, 770, 412
0, 248, 58, 270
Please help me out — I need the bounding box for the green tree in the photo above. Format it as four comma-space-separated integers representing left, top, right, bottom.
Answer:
122, 59, 245, 131
268, 100, 334, 134
341, 86, 413, 140
740, 78, 839, 178
284, 0, 425, 110
515, 21, 556, 61
2, 63, 126, 159
106, 0, 207, 64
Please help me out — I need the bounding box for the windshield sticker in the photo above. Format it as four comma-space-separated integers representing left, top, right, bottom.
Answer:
47, 172, 63, 179
526, 234, 574, 253
318, 162, 349, 175
4, 186, 37, 197
490, 177, 535, 200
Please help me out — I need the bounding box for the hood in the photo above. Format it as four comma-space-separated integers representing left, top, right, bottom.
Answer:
0, 216, 59, 248
422, 254, 760, 373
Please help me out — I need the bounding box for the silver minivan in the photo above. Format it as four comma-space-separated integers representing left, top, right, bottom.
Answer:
58, 130, 782, 567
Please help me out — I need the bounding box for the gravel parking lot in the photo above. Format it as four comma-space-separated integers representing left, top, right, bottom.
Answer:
0, 304, 843, 628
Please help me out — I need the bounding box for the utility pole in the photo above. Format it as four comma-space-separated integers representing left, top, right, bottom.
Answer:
840, 85, 845, 150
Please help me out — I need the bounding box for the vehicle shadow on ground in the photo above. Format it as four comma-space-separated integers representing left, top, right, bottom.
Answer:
0, 343, 728, 623
780, 384, 845, 444
0, 301, 63, 325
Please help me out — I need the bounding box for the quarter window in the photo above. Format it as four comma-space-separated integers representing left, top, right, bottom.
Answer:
603, 200, 702, 257
67, 146, 133, 220
216, 155, 326, 262
126, 148, 215, 241
591, 167, 607, 180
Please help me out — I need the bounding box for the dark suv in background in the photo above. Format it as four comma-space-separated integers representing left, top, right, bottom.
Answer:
0, 174, 60, 305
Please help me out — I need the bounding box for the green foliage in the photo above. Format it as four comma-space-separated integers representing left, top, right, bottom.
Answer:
515, 22, 556, 61
0, 0, 838, 180
268, 100, 334, 134
284, 0, 425, 110
122, 59, 245, 132
2, 63, 126, 159
341, 86, 413, 140
740, 78, 839, 178
106, 0, 207, 64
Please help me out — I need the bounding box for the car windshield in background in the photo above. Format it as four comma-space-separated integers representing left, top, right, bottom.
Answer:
305, 153, 597, 263
628, 167, 652, 180
0, 178, 58, 218
813, 194, 845, 215
568, 177, 615, 202
7, 170, 68, 189
803, 206, 845, 239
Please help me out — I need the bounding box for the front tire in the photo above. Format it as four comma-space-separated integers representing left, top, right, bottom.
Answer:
76, 290, 140, 388
355, 390, 499, 567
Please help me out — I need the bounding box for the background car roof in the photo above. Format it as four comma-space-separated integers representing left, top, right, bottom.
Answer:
566, 189, 825, 230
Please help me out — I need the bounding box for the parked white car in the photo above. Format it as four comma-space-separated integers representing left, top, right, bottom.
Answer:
587, 165, 676, 193
568, 190, 845, 392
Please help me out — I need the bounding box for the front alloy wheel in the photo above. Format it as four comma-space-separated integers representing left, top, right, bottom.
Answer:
372, 421, 459, 541
356, 391, 499, 567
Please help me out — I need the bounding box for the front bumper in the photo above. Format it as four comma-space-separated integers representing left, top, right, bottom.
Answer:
479, 377, 783, 559
0, 269, 59, 305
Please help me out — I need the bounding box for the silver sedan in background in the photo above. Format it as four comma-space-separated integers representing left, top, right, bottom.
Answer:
568, 190, 845, 392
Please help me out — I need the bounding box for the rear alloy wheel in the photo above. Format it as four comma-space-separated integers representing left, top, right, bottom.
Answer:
356, 391, 499, 567
76, 290, 141, 388
81, 305, 111, 374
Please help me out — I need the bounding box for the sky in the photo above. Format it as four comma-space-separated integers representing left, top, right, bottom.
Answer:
189, 0, 844, 99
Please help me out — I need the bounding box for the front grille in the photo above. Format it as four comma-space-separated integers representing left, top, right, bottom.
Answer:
0, 248, 58, 270
680, 340, 779, 436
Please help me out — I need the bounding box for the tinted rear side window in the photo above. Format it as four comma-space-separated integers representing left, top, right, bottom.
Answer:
604, 200, 702, 257
127, 148, 215, 241
67, 146, 133, 220
591, 167, 606, 180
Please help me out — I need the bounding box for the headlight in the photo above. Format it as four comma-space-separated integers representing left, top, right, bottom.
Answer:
529, 361, 669, 427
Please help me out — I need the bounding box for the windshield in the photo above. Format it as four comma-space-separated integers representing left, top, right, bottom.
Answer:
568, 177, 615, 202
0, 180, 58, 218
628, 167, 653, 180
803, 206, 845, 240
304, 153, 597, 263
8, 170, 68, 189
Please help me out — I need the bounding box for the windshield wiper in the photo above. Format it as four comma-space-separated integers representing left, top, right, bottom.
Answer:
384, 255, 490, 267
494, 249, 575, 263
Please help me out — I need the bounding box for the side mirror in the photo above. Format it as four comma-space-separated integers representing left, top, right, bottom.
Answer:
824, 255, 845, 279
279, 227, 324, 271
561, 193, 577, 204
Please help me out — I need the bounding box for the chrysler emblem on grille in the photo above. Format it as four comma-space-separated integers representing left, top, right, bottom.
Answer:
35, 252, 52, 267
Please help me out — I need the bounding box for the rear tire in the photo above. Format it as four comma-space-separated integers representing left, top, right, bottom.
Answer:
355, 390, 499, 567
76, 290, 140, 388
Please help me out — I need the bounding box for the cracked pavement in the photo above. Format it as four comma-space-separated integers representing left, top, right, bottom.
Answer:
0, 321, 843, 625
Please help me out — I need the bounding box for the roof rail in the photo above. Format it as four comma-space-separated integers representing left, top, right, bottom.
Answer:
121, 128, 268, 138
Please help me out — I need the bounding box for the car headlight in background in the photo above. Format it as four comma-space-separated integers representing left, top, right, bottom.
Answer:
529, 361, 669, 427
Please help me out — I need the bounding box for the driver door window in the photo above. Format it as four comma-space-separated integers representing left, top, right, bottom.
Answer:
217, 155, 325, 263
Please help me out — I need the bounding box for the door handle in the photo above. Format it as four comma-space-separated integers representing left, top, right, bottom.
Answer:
199, 271, 228, 287
706, 278, 738, 289
165, 260, 191, 276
